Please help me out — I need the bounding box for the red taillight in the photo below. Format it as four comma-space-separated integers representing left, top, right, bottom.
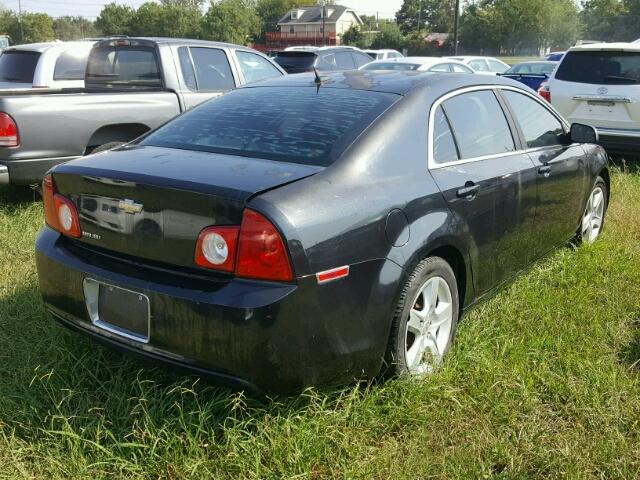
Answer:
42, 174, 81, 238
195, 208, 293, 282
538, 84, 551, 102
0, 112, 19, 147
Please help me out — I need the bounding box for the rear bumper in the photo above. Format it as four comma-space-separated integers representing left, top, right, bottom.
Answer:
0, 156, 77, 185
35, 227, 401, 392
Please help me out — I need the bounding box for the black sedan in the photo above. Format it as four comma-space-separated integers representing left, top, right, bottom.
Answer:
35, 71, 609, 393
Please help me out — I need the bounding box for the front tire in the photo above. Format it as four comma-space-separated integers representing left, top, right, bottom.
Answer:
385, 256, 459, 376
577, 176, 608, 245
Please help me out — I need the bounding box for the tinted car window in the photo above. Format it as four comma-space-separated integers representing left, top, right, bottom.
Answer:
503, 90, 566, 148
141, 87, 399, 167
53, 49, 88, 80
86, 47, 161, 87
236, 51, 282, 84
335, 51, 356, 70
352, 51, 373, 68
507, 62, 556, 75
273, 51, 317, 73
555, 50, 640, 84
178, 47, 197, 90
469, 59, 489, 72
433, 106, 459, 164
0, 51, 40, 83
190, 47, 234, 91
443, 90, 515, 159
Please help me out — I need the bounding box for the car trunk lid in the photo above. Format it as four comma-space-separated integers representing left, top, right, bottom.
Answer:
52, 145, 322, 269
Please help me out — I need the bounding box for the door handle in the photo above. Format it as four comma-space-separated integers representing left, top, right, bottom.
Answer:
456, 184, 480, 198
538, 165, 552, 175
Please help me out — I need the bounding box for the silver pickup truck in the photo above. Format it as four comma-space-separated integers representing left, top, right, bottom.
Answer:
0, 37, 285, 185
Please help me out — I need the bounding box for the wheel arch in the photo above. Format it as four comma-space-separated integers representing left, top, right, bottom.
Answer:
84, 123, 151, 154
598, 166, 610, 203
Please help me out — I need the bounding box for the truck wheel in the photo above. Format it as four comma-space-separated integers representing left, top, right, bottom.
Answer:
90, 142, 125, 154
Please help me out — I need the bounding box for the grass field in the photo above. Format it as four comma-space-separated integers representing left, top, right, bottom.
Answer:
498, 56, 539, 66
1, 168, 639, 479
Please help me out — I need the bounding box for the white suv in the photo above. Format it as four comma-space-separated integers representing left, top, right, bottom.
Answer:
547, 42, 640, 154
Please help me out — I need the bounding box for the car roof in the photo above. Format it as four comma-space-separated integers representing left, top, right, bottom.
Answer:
243, 70, 527, 96
513, 60, 558, 65
569, 42, 640, 52
4, 40, 95, 53
94, 37, 246, 50
365, 57, 467, 66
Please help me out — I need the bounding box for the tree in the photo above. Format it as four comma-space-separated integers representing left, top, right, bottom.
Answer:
369, 22, 404, 50
582, 0, 629, 41
201, 0, 260, 44
341, 24, 363, 46
96, 2, 135, 36
54, 16, 99, 40
8, 12, 55, 43
396, 0, 456, 35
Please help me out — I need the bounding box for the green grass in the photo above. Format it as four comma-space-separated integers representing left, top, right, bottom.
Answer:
1, 170, 639, 478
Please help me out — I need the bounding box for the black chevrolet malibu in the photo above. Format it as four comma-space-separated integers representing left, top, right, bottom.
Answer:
35, 71, 609, 393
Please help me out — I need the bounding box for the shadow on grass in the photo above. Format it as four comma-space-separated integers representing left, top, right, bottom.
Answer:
0, 184, 40, 207
620, 319, 640, 372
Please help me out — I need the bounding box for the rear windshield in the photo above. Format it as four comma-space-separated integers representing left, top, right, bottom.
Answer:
86, 46, 162, 88
0, 51, 40, 83
361, 62, 419, 71
555, 51, 640, 84
141, 86, 398, 167
506, 63, 556, 76
273, 52, 317, 69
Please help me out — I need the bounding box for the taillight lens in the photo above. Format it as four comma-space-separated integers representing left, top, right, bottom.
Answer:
42, 174, 81, 238
0, 112, 19, 147
195, 226, 239, 272
195, 208, 293, 282
538, 84, 551, 102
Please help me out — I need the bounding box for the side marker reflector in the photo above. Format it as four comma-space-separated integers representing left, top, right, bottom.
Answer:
316, 266, 350, 284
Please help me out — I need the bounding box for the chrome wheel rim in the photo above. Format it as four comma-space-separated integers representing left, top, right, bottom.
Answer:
582, 186, 605, 244
405, 276, 453, 374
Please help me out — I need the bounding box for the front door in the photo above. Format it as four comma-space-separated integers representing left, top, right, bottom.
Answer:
499, 90, 589, 257
428, 89, 538, 296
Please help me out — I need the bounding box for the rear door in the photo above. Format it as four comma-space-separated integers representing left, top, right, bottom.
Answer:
428, 88, 538, 295
551, 49, 640, 131
176, 46, 238, 110
500, 89, 588, 255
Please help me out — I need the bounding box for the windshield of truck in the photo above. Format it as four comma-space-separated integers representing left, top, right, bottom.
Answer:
86, 46, 162, 88
555, 50, 640, 84
0, 51, 40, 83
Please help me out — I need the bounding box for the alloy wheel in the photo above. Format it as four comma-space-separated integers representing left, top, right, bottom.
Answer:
405, 275, 454, 374
582, 186, 605, 244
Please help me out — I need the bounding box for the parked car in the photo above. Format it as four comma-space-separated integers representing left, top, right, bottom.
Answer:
447, 56, 510, 74
0, 41, 95, 90
500, 61, 557, 91
545, 42, 640, 154
363, 49, 404, 60
545, 51, 565, 61
273, 46, 372, 73
537, 80, 551, 102
0, 37, 284, 186
35, 71, 609, 393
360, 56, 474, 73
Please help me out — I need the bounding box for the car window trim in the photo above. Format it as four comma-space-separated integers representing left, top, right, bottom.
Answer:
189, 46, 236, 93
427, 85, 571, 170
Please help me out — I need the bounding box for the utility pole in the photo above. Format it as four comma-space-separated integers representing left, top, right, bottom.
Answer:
319, 0, 326, 46
18, 0, 23, 42
453, 0, 460, 55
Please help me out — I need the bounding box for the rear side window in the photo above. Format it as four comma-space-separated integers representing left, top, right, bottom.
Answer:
236, 51, 282, 84
54, 49, 88, 80
432, 106, 459, 164
86, 47, 161, 87
429, 64, 451, 73
555, 50, 640, 84
190, 47, 235, 92
452, 64, 473, 73
141, 86, 399, 167
0, 51, 40, 83
502, 91, 566, 148
443, 90, 515, 159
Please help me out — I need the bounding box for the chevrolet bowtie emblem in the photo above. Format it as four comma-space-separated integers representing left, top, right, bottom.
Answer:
118, 199, 143, 214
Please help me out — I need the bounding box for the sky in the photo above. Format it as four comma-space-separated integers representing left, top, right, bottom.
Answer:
1, 0, 404, 20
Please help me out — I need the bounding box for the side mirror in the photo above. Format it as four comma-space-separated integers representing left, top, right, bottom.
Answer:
570, 123, 598, 144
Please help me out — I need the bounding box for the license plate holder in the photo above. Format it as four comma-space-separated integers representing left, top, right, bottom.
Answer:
83, 278, 150, 343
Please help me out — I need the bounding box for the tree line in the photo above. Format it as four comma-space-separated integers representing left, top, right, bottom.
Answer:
0, 0, 638, 53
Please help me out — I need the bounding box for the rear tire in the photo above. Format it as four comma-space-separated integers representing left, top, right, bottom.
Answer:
385, 256, 459, 376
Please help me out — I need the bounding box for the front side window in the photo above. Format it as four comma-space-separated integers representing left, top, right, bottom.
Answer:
432, 106, 458, 164
189, 47, 235, 91
236, 51, 282, 84
502, 90, 566, 148
54, 48, 89, 80
443, 90, 515, 159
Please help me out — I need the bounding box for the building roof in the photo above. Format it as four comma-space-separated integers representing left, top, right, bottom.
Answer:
277, 5, 361, 25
